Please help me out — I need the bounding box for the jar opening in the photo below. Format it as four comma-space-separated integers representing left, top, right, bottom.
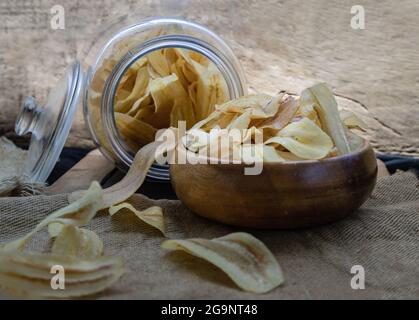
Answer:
84, 18, 247, 180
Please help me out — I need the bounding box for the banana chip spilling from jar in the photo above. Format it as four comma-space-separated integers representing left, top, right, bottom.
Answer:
182, 83, 366, 162
90, 46, 229, 153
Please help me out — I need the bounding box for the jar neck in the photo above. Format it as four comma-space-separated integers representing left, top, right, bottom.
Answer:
100, 34, 247, 173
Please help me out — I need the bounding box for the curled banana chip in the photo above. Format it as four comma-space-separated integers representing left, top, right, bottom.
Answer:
265, 118, 333, 160
101, 140, 162, 209
0, 250, 124, 298
258, 96, 300, 130
115, 67, 149, 113
162, 232, 284, 294
115, 112, 157, 150
51, 225, 104, 259
109, 203, 165, 235
3, 182, 103, 252
301, 83, 351, 155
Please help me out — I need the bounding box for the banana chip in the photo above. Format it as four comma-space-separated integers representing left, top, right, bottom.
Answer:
184, 84, 365, 162
115, 112, 157, 149
301, 83, 351, 155
115, 67, 149, 113
265, 118, 333, 160
51, 225, 104, 259
216, 94, 274, 118
195, 65, 228, 120
339, 109, 367, 131
161, 232, 284, 294
3, 182, 103, 252
226, 110, 252, 130
147, 49, 171, 77
0, 251, 124, 298
109, 203, 165, 235
258, 96, 300, 130
101, 140, 162, 209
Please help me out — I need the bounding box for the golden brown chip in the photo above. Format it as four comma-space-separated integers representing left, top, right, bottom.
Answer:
161, 232, 284, 293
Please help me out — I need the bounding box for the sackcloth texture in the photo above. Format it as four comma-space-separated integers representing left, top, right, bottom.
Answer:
0, 171, 418, 299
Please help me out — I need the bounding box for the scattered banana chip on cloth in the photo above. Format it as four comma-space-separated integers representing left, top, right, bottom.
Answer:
0, 80, 368, 298
0, 250, 124, 298
0, 181, 127, 298
162, 232, 284, 294
109, 203, 165, 235
51, 225, 104, 259
2, 181, 103, 252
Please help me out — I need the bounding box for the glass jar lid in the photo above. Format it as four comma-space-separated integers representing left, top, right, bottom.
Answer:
15, 61, 83, 182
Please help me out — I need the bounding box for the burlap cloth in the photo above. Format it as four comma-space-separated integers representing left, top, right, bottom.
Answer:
0, 171, 418, 299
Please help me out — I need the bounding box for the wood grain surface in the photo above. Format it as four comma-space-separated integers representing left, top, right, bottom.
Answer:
0, 0, 418, 155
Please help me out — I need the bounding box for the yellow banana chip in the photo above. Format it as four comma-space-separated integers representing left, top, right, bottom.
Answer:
226, 110, 252, 130
216, 94, 274, 118
115, 67, 149, 113
2, 182, 103, 252
146, 74, 191, 128
101, 140, 162, 209
258, 96, 300, 130
339, 109, 367, 131
301, 83, 351, 155
0, 250, 124, 298
128, 94, 153, 117
51, 225, 104, 259
109, 203, 165, 235
115, 112, 157, 149
161, 232, 284, 294
147, 49, 171, 77
195, 65, 228, 120
265, 118, 333, 160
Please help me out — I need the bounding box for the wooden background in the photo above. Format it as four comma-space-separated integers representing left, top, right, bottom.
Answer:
0, 0, 418, 156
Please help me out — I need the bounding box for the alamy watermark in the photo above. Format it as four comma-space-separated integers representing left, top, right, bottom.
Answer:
50, 265, 65, 290
351, 5, 366, 30
154, 121, 264, 176
50, 5, 65, 30
350, 265, 365, 290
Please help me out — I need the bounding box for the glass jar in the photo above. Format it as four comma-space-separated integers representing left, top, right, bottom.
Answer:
15, 17, 247, 182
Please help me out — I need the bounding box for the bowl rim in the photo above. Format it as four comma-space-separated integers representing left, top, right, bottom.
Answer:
172, 136, 376, 168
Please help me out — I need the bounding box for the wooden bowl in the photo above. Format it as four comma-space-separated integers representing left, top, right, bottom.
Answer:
170, 138, 377, 229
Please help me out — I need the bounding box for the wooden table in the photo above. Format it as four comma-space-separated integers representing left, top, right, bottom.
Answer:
0, 0, 418, 156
